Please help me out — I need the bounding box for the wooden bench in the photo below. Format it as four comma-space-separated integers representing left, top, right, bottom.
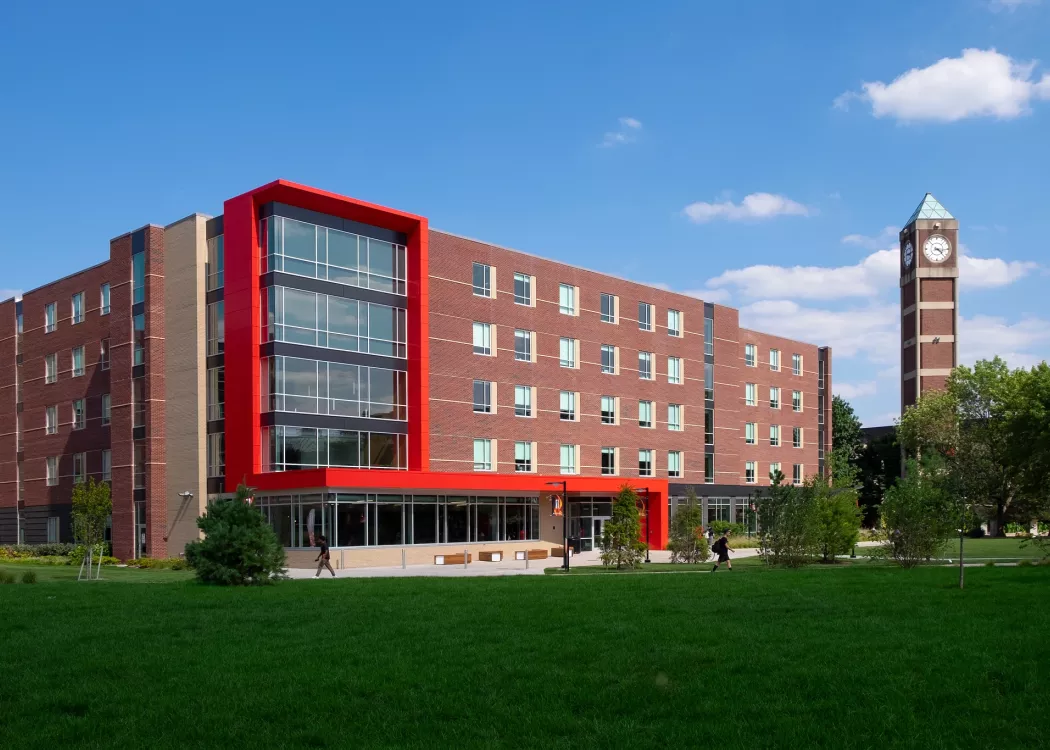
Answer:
550, 547, 574, 558
478, 551, 503, 562
527, 549, 548, 560
434, 553, 472, 565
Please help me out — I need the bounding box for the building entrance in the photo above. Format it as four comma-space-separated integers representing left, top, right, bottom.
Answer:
570, 499, 612, 552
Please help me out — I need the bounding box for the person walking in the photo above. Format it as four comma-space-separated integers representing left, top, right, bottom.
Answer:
710, 531, 733, 572
314, 535, 335, 578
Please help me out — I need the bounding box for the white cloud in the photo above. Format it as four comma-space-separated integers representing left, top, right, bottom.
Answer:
959, 314, 1050, 368
683, 193, 811, 223
958, 253, 1039, 287
680, 287, 733, 304
841, 226, 897, 250
834, 381, 878, 399
0, 289, 20, 302
990, 0, 1040, 10
835, 48, 1050, 122
600, 117, 643, 147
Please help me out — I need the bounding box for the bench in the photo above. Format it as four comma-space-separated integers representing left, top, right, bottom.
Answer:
514, 549, 550, 561
550, 547, 574, 558
478, 551, 503, 562
434, 553, 472, 565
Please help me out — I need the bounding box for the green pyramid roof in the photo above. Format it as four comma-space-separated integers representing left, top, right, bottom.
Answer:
906, 193, 953, 225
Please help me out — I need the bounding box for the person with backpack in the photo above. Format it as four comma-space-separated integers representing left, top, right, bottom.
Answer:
710, 531, 733, 572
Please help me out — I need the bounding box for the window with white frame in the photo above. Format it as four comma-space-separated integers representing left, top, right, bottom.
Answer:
472, 322, 492, 355
770, 462, 781, 480
559, 391, 576, 421
745, 344, 756, 367
793, 426, 803, 448
207, 367, 224, 421
770, 387, 781, 409
601, 447, 616, 475
601, 344, 616, 374
793, 463, 803, 485
513, 273, 532, 305
745, 383, 756, 406
770, 348, 780, 371
45, 302, 56, 333
638, 400, 653, 428
559, 338, 576, 368
668, 404, 682, 431
45, 353, 57, 384
47, 516, 60, 543
667, 309, 682, 337
206, 235, 224, 291
668, 451, 682, 478
792, 353, 803, 376
668, 357, 682, 384
100, 338, 110, 370
46, 456, 58, 486
705, 408, 714, 445
472, 262, 492, 297
207, 433, 224, 477
73, 452, 86, 484
71, 292, 84, 325
473, 439, 493, 471
638, 351, 653, 380
514, 329, 532, 362
72, 399, 85, 430
770, 424, 781, 447
514, 385, 532, 417
745, 422, 756, 444
793, 390, 803, 412
639, 449, 654, 477
745, 461, 756, 484
102, 449, 112, 482
559, 284, 576, 315
101, 394, 111, 425
72, 346, 84, 377
601, 396, 616, 425
560, 444, 577, 474
515, 441, 533, 472
638, 301, 653, 331
473, 380, 493, 414
705, 362, 714, 401
44, 404, 57, 434
600, 293, 617, 323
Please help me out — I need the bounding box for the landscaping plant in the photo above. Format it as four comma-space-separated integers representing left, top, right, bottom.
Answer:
667, 489, 710, 564
598, 484, 647, 569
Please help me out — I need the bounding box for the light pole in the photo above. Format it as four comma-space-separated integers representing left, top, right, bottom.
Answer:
546, 480, 569, 571
637, 486, 651, 563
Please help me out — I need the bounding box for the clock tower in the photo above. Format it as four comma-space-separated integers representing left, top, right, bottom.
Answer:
900, 193, 959, 412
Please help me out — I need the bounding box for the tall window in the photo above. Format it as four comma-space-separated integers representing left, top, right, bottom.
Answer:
559, 338, 576, 368
668, 357, 682, 384
132, 252, 145, 304
207, 301, 224, 356
207, 368, 224, 421
601, 344, 616, 374
638, 351, 653, 380
134, 313, 145, 365
638, 400, 653, 428
770, 462, 781, 480
770, 424, 781, 447
705, 454, 714, 484
266, 426, 407, 471
100, 338, 110, 370
704, 316, 714, 356
102, 450, 112, 482
705, 362, 714, 401
745, 422, 756, 445
73, 453, 86, 484
601, 447, 616, 476
668, 404, 682, 431
558, 284, 575, 315
745, 343, 756, 367
514, 329, 532, 362
515, 441, 533, 472
793, 390, 803, 412
601, 396, 616, 425
705, 408, 714, 445
793, 426, 803, 448
473, 439, 493, 471
45, 353, 57, 384
207, 433, 225, 477
207, 235, 224, 291
473, 380, 493, 414
514, 385, 532, 417
266, 358, 407, 420
770, 387, 781, 410
638, 301, 653, 331
560, 444, 576, 474
745, 383, 756, 406
265, 287, 408, 357
639, 449, 653, 477
72, 399, 85, 430
600, 293, 617, 323
71, 292, 84, 325
133, 379, 146, 428
667, 309, 682, 337
46, 457, 58, 486
101, 394, 111, 425
559, 391, 576, 421
134, 443, 146, 488
472, 323, 492, 355
45, 302, 56, 333
793, 464, 803, 486
472, 262, 492, 298
745, 461, 756, 484
45, 405, 57, 435
770, 349, 780, 371
72, 346, 85, 377
668, 451, 682, 478
792, 353, 803, 376
514, 273, 532, 305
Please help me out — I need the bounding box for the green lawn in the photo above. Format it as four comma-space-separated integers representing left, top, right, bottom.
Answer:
1, 566, 1048, 749
855, 536, 1044, 561
0, 562, 194, 584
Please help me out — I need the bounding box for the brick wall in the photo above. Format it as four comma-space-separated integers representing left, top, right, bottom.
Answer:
0, 298, 18, 541
921, 278, 953, 303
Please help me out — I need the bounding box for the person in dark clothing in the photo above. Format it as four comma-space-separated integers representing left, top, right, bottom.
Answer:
710, 532, 733, 572
314, 535, 335, 578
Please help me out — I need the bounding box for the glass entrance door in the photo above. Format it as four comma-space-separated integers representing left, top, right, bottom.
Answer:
134, 500, 147, 559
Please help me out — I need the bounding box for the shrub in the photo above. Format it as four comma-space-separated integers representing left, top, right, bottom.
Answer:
710, 521, 746, 538
185, 484, 286, 585
21, 571, 37, 584
0, 571, 15, 584
69, 544, 112, 567
1017, 559, 1034, 567
756, 471, 819, 567
813, 478, 862, 563
878, 461, 955, 568
128, 557, 189, 570
0, 544, 75, 559
668, 490, 710, 564
598, 484, 647, 570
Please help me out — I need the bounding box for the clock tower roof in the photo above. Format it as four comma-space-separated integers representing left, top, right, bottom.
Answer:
905, 193, 954, 226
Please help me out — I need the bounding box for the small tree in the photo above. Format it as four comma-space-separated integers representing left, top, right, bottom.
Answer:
668, 488, 710, 564
812, 476, 861, 563
756, 470, 818, 567
71, 478, 111, 580
878, 459, 955, 568
599, 484, 647, 569
185, 483, 286, 585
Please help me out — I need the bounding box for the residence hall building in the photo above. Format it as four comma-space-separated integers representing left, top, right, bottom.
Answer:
0, 180, 832, 565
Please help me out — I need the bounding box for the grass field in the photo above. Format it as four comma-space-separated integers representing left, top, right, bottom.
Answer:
0, 563, 194, 584
855, 537, 1044, 561
2, 565, 1048, 749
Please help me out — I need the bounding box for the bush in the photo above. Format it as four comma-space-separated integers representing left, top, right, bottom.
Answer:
128, 557, 189, 570
69, 544, 113, 567
0, 571, 15, 584
813, 478, 862, 563
598, 484, 647, 570
710, 521, 746, 538
0, 543, 76, 559
878, 461, 955, 568
20, 571, 37, 584
668, 490, 710, 564
756, 472, 819, 567
185, 484, 286, 585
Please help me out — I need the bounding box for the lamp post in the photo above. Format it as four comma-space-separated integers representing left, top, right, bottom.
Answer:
636, 486, 651, 563
546, 480, 569, 571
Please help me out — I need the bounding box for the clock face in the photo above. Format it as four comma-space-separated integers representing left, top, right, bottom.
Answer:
923, 234, 952, 263
903, 241, 914, 269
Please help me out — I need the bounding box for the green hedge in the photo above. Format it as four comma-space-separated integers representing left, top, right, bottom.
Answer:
0, 543, 77, 559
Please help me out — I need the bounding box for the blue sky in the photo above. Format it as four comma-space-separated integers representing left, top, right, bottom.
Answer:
1, 0, 1048, 425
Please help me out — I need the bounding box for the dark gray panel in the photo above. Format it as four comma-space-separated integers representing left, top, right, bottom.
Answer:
132, 229, 146, 255
260, 202, 408, 245
206, 215, 224, 239
668, 483, 757, 499
206, 354, 225, 370
0, 507, 18, 544
207, 419, 225, 435
264, 271, 405, 308
261, 411, 408, 435
262, 341, 407, 371
20, 504, 72, 544
207, 477, 225, 495
206, 288, 224, 305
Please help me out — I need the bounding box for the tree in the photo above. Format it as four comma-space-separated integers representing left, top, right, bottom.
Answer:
878, 459, 955, 568
71, 478, 112, 580
811, 476, 861, 563
598, 484, 647, 570
185, 483, 286, 585
756, 470, 818, 567
856, 428, 901, 527
667, 488, 710, 564
1004, 361, 1050, 533
831, 395, 864, 486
